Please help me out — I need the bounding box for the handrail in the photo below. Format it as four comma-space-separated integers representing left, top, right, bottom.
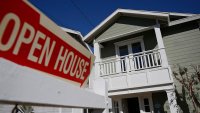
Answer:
98, 49, 162, 76
99, 48, 161, 63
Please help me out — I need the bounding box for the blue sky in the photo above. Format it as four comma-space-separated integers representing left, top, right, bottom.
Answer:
29, 0, 200, 36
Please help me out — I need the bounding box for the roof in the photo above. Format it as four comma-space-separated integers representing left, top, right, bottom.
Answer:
61, 27, 83, 38
83, 9, 194, 43
169, 14, 200, 26
60, 26, 93, 53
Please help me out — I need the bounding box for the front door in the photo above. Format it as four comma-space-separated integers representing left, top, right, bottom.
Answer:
122, 95, 153, 113
127, 97, 140, 113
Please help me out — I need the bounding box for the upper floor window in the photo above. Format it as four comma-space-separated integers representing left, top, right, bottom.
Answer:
115, 36, 145, 57
115, 36, 145, 71
119, 45, 129, 56
132, 42, 142, 54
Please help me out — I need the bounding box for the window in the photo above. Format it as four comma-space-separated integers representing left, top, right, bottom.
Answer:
115, 37, 145, 57
119, 45, 129, 72
115, 36, 145, 71
131, 42, 142, 54
144, 98, 150, 112
119, 45, 129, 56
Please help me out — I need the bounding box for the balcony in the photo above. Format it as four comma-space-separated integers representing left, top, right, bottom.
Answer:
96, 49, 173, 92
99, 49, 162, 75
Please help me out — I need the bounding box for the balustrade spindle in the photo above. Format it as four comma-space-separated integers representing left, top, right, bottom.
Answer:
98, 49, 162, 76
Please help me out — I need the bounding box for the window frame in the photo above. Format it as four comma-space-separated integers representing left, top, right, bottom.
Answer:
114, 36, 145, 58
143, 98, 151, 112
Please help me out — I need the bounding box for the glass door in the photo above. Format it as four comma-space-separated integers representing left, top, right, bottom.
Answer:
132, 42, 142, 54
131, 42, 143, 70
119, 45, 128, 72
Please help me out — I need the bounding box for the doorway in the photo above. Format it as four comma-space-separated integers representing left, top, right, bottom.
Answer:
124, 97, 140, 113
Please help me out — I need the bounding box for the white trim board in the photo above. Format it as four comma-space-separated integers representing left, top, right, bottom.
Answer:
60, 27, 83, 37
169, 14, 200, 26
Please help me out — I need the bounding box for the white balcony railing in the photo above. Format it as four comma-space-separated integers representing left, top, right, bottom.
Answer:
99, 49, 162, 76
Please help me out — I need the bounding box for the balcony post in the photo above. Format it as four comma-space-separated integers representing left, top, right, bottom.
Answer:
154, 24, 169, 67
125, 57, 130, 72
94, 40, 101, 77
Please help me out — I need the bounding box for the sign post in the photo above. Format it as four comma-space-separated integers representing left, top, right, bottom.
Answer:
0, 0, 110, 109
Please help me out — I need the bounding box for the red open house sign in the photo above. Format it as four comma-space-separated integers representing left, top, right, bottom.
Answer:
0, 0, 95, 87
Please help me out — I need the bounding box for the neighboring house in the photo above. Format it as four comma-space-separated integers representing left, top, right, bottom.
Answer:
84, 9, 200, 113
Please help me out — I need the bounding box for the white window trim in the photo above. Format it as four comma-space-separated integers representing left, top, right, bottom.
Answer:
114, 36, 145, 58
139, 94, 153, 113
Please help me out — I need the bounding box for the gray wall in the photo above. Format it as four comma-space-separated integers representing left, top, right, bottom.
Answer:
100, 30, 157, 59
162, 21, 200, 113
163, 22, 200, 68
96, 16, 156, 42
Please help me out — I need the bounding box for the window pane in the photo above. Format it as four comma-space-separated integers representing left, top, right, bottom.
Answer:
132, 42, 142, 53
119, 45, 128, 56
144, 98, 149, 105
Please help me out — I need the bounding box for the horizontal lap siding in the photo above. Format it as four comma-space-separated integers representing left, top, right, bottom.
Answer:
96, 16, 155, 42
96, 23, 144, 42
163, 23, 200, 113
163, 28, 200, 67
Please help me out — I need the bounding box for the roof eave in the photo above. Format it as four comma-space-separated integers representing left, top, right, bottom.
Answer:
169, 14, 200, 26
61, 27, 83, 38
83, 9, 169, 43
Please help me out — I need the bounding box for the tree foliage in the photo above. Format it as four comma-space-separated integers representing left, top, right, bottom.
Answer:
173, 65, 200, 113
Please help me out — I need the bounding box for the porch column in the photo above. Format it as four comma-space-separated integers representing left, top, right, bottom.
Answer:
118, 99, 123, 113
58, 108, 62, 113
94, 40, 101, 77
154, 25, 169, 67
166, 89, 179, 113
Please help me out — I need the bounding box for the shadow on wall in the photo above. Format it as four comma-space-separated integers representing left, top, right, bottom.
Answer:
175, 87, 190, 113
152, 92, 169, 113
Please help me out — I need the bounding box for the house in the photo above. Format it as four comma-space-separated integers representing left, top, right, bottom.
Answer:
84, 9, 200, 113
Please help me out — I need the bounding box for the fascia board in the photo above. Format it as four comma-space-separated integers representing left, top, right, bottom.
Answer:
169, 14, 200, 26
83, 9, 120, 42
84, 9, 169, 43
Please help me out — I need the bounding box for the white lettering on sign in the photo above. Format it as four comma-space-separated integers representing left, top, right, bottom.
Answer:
54, 47, 89, 80
0, 13, 20, 51
0, 10, 93, 86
